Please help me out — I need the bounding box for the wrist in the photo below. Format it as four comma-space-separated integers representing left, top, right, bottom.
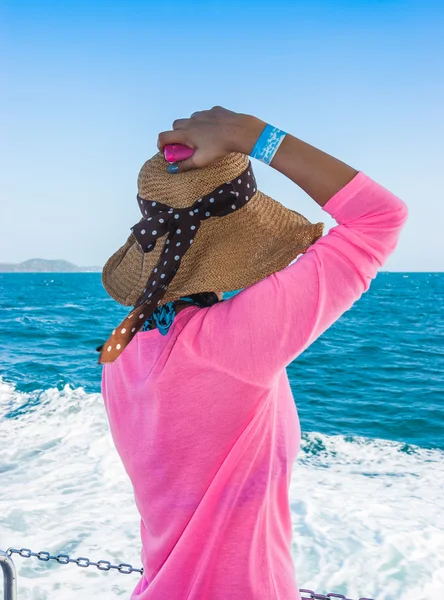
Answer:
229, 114, 266, 156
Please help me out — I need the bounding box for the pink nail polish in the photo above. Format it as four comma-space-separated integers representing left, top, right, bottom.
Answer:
164, 144, 194, 164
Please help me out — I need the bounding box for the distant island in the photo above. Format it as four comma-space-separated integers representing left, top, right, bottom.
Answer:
0, 259, 102, 273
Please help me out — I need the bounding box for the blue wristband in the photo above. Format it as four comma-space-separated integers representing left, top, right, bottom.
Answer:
250, 124, 287, 165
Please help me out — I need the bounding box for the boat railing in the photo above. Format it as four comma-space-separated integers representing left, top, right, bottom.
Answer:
0, 550, 17, 600
1, 546, 375, 600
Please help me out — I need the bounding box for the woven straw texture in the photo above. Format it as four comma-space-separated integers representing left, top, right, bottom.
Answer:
102, 152, 325, 306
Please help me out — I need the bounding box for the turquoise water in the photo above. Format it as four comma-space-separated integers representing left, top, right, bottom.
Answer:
1, 272, 443, 600
1, 272, 443, 449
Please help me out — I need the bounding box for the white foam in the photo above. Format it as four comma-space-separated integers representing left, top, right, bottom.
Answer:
291, 433, 444, 599
1, 377, 443, 599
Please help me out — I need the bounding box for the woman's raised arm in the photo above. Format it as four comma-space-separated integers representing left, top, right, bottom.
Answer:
157, 105, 358, 207
164, 108, 409, 386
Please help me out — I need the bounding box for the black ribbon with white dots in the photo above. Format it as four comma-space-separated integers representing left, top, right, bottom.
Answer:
98, 162, 257, 364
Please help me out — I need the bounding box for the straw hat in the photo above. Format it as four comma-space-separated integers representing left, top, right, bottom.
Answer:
102, 151, 324, 307
98, 151, 325, 364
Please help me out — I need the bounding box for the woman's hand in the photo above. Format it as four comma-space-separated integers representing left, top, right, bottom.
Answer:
157, 106, 265, 172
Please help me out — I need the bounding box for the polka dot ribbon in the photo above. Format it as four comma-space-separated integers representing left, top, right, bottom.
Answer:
98, 162, 257, 364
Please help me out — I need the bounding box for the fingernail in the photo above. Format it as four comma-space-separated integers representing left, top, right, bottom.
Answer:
167, 163, 179, 174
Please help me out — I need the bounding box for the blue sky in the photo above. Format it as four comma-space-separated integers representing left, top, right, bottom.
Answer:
2, 0, 443, 271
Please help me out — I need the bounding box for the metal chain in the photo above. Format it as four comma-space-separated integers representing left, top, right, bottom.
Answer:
6, 547, 143, 575
299, 592, 375, 600
5, 547, 375, 600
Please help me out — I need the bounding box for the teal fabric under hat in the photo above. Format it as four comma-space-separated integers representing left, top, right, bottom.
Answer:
141, 297, 198, 336
96, 293, 220, 353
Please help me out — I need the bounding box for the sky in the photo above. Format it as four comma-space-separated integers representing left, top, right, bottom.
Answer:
1, 0, 443, 271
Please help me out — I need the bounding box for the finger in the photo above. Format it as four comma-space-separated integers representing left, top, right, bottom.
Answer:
172, 118, 189, 130
168, 155, 198, 174
157, 129, 187, 152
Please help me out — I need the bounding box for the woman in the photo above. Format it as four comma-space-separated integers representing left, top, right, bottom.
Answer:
99, 107, 408, 599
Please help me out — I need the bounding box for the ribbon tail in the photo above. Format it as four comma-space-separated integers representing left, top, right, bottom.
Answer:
98, 304, 148, 364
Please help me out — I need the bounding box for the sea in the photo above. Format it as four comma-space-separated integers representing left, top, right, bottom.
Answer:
0, 272, 443, 600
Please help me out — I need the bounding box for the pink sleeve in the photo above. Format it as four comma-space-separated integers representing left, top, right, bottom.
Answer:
187, 171, 409, 386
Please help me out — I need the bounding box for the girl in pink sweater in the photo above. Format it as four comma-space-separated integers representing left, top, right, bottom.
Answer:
100, 107, 408, 599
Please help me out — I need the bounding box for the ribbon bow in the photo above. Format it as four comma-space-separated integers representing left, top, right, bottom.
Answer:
98, 162, 257, 364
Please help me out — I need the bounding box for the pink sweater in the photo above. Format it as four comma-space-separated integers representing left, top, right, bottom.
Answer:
101, 171, 408, 599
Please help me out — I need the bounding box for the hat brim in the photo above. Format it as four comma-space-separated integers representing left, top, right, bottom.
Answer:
102, 189, 324, 307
